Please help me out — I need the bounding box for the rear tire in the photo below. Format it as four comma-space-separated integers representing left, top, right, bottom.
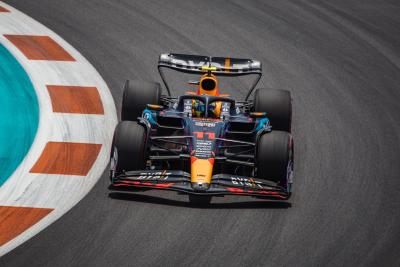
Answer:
121, 80, 161, 121
110, 121, 147, 181
256, 131, 293, 190
253, 88, 292, 132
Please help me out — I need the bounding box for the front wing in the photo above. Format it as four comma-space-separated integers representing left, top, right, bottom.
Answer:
110, 170, 290, 200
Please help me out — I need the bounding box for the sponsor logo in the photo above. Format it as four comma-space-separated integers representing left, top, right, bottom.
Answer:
166, 57, 259, 72
231, 177, 263, 188
194, 121, 216, 127
137, 170, 171, 180
193, 118, 221, 122
183, 99, 192, 117
142, 110, 155, 126
110, 147, 118, 171
110, 147, 118, 179
143, 112, 152, 121
194, 139, 213, 158
287, 160, 294, 184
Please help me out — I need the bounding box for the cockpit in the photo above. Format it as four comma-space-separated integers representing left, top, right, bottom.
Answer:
178, 95, 235, 119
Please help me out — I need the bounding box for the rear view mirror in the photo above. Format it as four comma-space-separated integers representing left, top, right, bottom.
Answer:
249, 112, 267, 119
146, 104, 164, 111
188, 80, 199, 85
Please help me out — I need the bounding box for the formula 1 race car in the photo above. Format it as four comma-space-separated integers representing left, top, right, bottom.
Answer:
109, 54, 293, 204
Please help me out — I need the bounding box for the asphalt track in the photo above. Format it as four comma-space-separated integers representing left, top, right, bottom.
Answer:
2, 0, 400, 266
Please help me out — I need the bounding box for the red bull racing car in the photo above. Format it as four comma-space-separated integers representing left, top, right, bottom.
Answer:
109, 54, 294, 203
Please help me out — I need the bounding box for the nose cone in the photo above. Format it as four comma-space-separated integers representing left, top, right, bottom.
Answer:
190, 157, 214, 191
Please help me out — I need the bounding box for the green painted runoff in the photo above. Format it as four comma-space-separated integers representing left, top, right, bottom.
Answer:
0, 43, 39, 186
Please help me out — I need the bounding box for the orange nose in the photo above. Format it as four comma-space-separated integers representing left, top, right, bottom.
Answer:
190, 156, 214, 184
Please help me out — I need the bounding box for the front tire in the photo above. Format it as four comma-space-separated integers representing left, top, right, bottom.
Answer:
256, 131, 293, 191
110, 121, 147, 181
253, 88, 292, 132
121, 80, 161, 121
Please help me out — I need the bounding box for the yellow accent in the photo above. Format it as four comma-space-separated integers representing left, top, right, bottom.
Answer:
224, 58, 231, 72
191, 158, 213, 184
201, 66, 217, 71
147, 104, 163, 110
250, 112, 267, 118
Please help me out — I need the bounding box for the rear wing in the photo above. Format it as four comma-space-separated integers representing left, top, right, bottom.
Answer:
158, 53, 262, 99
158, 53, 261, 75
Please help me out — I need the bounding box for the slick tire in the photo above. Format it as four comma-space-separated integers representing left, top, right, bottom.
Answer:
121, 80, 161, 121
253, 88, 292, 132
110, 121, 147, 180
256, 131, 293, 188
